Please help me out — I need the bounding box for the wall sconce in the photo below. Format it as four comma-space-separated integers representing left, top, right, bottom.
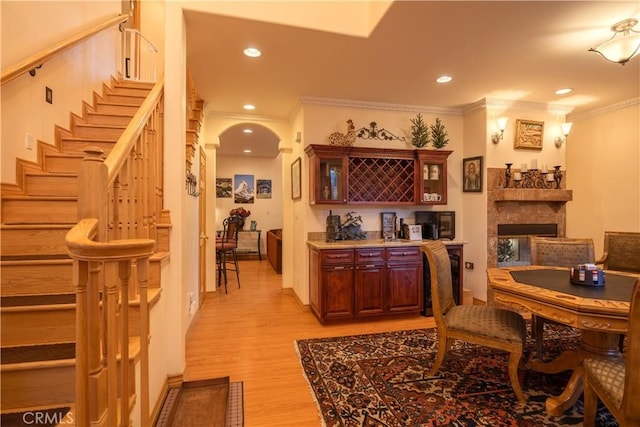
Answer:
491, 117, 508, 144
186, 171, 200, 197
589, 18, 640, 65
554, 122, 573, 147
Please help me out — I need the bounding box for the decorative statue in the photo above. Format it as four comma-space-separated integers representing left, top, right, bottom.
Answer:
328, 119, 356, 147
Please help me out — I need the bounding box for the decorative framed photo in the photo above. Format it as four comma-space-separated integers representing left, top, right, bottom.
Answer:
462, 156, 483, 193
514, 119, 544, 150
291, 157, 302, 200
234, 174, 255, 203
216, 178, 232, 198
408, 225, 422, 241
256, 179, 272, 199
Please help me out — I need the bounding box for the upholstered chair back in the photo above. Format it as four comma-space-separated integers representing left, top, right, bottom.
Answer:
598, 231, 640, 273
530, 237, 595, 267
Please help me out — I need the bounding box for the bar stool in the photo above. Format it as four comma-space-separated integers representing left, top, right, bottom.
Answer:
216, 216, 242, 293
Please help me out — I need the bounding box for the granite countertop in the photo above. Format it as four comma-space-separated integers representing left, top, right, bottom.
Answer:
307, 239, 465, 250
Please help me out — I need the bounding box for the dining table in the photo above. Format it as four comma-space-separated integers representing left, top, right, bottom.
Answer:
486, 265, 639, 417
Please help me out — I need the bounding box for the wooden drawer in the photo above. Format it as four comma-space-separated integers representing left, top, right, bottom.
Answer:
355, 248, 385, 263
321, 249, 354, 264
386, 246, 421, 262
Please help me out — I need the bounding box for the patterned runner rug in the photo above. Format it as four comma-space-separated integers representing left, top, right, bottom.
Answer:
295, 324, 618, 426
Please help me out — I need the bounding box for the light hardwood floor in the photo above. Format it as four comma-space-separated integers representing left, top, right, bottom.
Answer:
184, 259, 435, 426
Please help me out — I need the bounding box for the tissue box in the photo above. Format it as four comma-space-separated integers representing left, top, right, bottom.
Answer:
570, 266, 605, 287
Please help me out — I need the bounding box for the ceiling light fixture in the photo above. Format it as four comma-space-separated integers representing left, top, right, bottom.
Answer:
243, 47, 261, 58
555, 88, 573, 95
243, 129, 253, 134
436, 75, 452, 83
589, 18, 640, 65
243, 104, 255, 110
243, 149, 252, 153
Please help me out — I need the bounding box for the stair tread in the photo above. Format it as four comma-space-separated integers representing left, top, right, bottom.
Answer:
1, 343, 75, 364
1, 293, 75, 307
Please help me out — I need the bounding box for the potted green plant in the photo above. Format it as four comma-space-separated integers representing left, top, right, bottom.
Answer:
410, 113, 429, 148
430, 117, 449, 149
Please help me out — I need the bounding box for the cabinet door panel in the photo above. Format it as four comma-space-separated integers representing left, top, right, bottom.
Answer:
323, 267, 354, 319
355, 264, 385, 316
387, 263, 422, 312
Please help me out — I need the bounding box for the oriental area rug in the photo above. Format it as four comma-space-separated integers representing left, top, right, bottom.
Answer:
295, 325, 618, 426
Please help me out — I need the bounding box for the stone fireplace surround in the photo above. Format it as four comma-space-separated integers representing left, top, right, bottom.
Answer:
486, 168, 572, 268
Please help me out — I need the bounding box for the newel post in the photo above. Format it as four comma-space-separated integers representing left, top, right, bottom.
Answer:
75, 147, 110, 425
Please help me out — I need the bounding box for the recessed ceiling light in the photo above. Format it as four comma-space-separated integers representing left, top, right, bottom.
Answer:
555, 88, 573, 95
243, 149, 252, 153
243, 129, 253, 134
243, 47, 261, 58
243, 104, 255, 110
436, 75, 453, 84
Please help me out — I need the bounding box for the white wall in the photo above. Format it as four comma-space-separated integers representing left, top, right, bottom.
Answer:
566, 100, 640, 259
1, 1, 121, 183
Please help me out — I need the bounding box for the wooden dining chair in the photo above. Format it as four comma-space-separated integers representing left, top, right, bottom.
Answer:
421, 240, 527, 402
596, 231, 640, 273
216, 216, 242, 293
583, 278, 640, 426
529, 236, 595, 359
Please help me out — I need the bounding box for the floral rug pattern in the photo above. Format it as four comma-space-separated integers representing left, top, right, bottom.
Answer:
295, 325, 618, 426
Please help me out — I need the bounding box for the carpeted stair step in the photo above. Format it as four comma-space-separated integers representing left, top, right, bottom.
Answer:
1, 259, 73, 297
0, 197, 77, 224
1, 224, 72, 257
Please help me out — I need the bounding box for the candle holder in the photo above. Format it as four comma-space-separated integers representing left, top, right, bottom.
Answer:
553, 165, 563, 189
503, 164, 563, 189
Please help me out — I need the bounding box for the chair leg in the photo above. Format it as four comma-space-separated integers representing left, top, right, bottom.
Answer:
221, 251, 228, 293
232, 249, 240, 288
582, 376, 598, 427
508, 351, 525, 403
430, 335, 452, 376
534, 315, 545, 360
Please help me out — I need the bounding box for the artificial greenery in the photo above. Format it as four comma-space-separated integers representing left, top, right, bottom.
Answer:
430, 117, 449, 149
409, 113, 429, 148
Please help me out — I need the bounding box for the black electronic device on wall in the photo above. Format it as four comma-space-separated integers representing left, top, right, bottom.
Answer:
414, 211, 455, 240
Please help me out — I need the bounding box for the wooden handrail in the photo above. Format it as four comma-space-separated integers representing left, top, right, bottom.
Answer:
1, 14, 128, 86
66, 218, 155, 260
104, 76, 164, 187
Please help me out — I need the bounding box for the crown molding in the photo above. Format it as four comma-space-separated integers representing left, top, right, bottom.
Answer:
205, 109, 290, 124
297, 96, 463, 116
467, 98, 574, 115
568, 97, 640, 121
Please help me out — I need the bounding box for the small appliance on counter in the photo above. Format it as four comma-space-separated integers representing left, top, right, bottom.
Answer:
415, 211, 455, 240
326, 210, 341, 242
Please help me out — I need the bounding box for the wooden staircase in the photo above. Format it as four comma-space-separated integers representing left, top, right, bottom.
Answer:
0, 77, 165, 420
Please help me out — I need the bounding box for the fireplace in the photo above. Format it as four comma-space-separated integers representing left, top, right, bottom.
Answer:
497, 223, 557, 267
487, 168, 572, 268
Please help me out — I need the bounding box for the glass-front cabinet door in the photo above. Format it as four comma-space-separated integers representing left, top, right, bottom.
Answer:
305, 145, 348, 204
417, 150, 452, 205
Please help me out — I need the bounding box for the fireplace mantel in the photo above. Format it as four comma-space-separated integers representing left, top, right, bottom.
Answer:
490, 189, 573, 203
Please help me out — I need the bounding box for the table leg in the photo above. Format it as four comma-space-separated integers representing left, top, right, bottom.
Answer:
257, 231, 262, 260
526, 330, 622, 417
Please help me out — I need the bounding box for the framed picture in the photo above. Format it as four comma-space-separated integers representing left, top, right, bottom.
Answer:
291, 157, 302, 200
256, 179, 272, 199
234, 174, 255, 203
462, 156, 483, 192
514, 119, 544, 150
216, 178, 232, 198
